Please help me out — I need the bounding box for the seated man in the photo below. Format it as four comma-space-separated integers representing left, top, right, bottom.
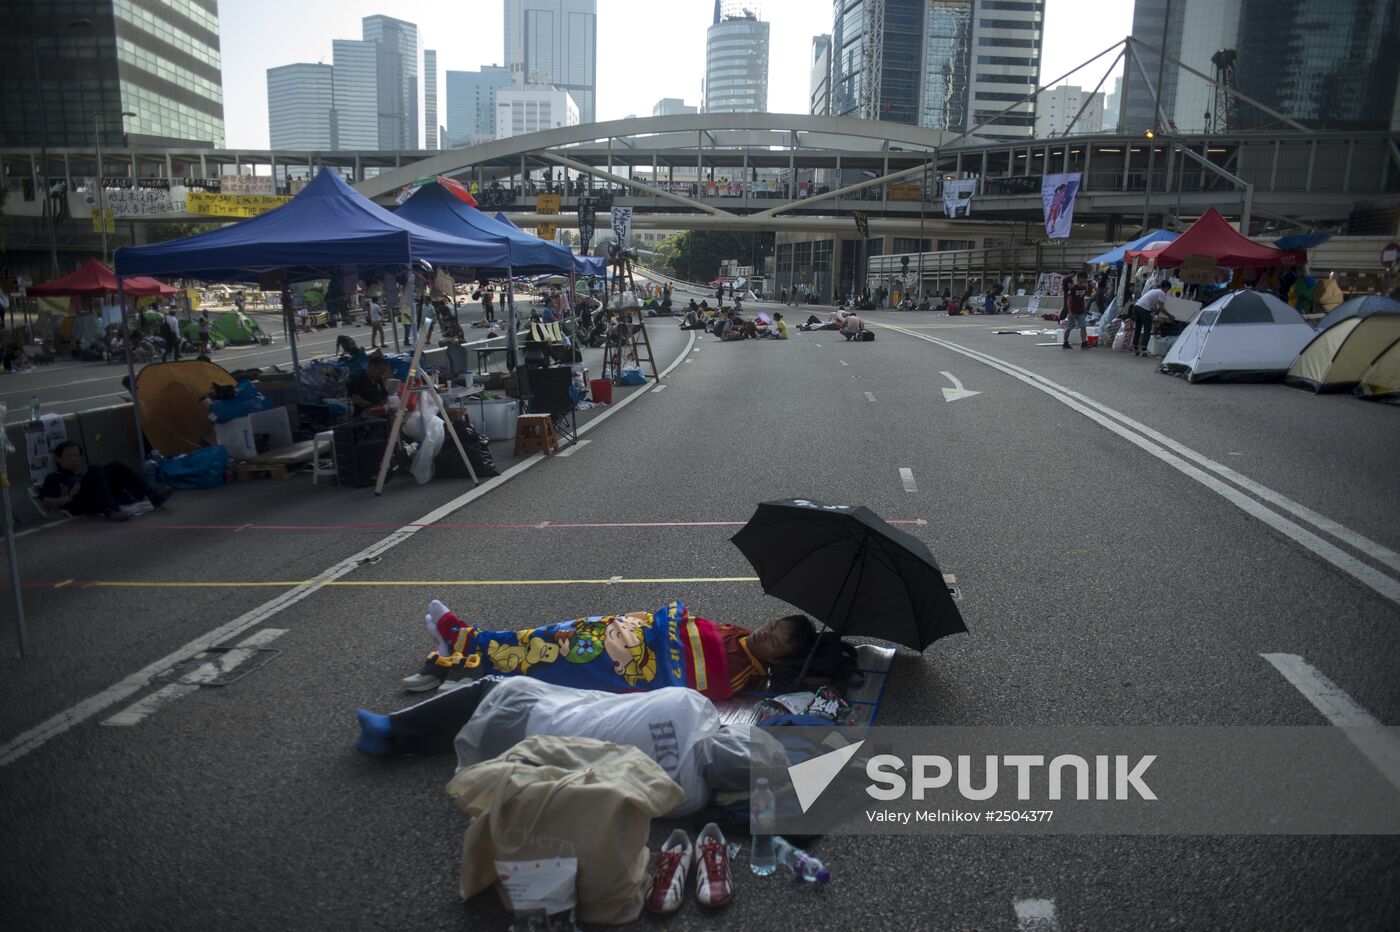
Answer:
769, 312, 789, 339
678, 307, 706, 331
401, 598, 816, 702
711, 310, 734, 341
39, 441, 172, 522
840, 312, 864, 341
348, 354, 391, 415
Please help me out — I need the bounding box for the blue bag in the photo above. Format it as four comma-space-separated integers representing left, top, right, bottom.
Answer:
208, 380, 270, 423
158, 446, 229, 489
617, 367, 647, 386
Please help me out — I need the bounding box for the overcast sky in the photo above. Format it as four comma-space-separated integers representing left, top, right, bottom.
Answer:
220, 0, 1133, 149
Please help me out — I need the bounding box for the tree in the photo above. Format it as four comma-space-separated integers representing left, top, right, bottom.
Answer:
652, 230, 772, 283
148, 220, 221, 243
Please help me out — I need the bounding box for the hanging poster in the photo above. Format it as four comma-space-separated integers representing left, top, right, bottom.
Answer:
1040, 172, 1082, 239
610, 206, 633, 248
220, 174, 275, 195
186, 192, 292, 218
942, 179, 976, 218
577, 197, 597, 254
535, 193, 560, 241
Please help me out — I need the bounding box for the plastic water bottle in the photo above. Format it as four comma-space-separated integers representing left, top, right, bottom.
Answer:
29, 395, 41, 422
749, 778, 777, 876
774, 836, 830, 884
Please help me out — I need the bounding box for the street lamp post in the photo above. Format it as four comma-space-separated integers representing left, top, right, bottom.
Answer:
917, 151, 929, 302
94, 111, 136, 263
28, 18, 92, 278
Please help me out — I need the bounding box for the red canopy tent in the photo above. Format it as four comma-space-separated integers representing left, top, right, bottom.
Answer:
27, 258, 177, 297
1122, 208, 1305, 268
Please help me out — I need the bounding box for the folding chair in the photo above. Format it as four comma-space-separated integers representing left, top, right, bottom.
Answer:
526, 366, 578, 446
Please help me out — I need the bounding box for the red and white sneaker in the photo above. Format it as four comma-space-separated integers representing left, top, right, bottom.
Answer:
645, 829, 693, 915
694, 823, 734, 908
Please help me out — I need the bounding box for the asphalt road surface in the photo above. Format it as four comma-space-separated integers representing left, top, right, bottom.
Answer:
1, 298, 1397, 931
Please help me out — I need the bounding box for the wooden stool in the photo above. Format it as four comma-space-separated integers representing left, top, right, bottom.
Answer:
513, 414, 559, 456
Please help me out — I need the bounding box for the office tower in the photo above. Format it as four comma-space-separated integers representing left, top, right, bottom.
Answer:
1035, 85, 1104, 136
424, 49, 438, 150
444, 66, 513, 147
810, 34, 832, 116
504, 0, 597, 123
705, 4, 770, 113
829, 0, 1041, 138
495, 85, 579, 139
1103, 75, 1123, 132
331, 39, 379, 149
1116, 0, 1178, 133
267, 63, 335, 149
0, 0, 225, 147
1117, 0, 1398, 133
967, 0, 1041, 137
363, 15, 419, 149
653, 98, 698, 116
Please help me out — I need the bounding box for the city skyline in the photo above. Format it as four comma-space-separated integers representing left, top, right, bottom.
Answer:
226, 0, 1131, 150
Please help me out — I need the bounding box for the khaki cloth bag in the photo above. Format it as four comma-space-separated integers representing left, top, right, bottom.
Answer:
447, 734, 684, 925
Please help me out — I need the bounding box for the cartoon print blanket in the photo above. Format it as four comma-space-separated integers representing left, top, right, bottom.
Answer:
435, 600, 702, 694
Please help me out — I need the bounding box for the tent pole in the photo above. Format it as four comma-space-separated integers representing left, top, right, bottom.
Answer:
117, 278, 147, 461
281, 286, 302, 401
1, 402, 30, 658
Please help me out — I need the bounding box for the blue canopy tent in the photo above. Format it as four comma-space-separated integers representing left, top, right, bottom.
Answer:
112, 170, 510, 455
573, 254, 608, 276
115, 169, 508, 281
396, 183, 573, 274
1086, 229, 1179, 268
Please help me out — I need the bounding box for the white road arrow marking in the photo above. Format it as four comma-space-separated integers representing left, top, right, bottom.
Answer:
940, 371, 981, 403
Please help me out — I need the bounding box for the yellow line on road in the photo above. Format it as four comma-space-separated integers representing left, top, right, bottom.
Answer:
54, 579, 74, 588
77, 576, 763, 589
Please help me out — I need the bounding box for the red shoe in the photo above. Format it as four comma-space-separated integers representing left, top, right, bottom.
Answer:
646, 829, 693, 915
694, 823, 733, 908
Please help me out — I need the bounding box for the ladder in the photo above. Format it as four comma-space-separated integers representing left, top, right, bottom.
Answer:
601, 306, 659, 384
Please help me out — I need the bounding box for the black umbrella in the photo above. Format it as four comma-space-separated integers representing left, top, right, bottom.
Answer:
730, 498, 966, 652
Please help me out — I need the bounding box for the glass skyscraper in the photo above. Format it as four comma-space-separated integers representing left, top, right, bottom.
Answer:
331, 38, 379, 150
504, 0, 597, 124
829, 0, 1037, 137
444, 66, 513, 147
705, 8, 770, 113
0, 0, 225, 148
363, 14, 419, 150
267, 62, 333, 150
424, 49, 438, 150
1119, 0, 1399, 132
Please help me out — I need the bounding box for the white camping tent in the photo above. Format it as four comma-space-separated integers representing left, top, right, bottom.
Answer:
1161, 290, 1315, 383
1286, 295, 1400, 393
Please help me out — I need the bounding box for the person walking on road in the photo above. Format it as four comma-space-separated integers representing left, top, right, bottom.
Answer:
1132, 282, 1169, 357
715, 282, 725, 309
160, 307, 181, 362
367, 296, 385, 348
1062, 272, 1090, 349
196, 312, 211, 356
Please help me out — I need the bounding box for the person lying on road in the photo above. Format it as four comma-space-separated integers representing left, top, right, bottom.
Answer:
400, 598, 816, 701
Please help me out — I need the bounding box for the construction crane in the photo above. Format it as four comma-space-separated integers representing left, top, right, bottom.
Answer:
1209, 48, 1240, 133
861, 0, 885, 120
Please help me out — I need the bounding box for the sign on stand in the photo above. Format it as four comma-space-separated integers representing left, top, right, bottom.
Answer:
1179, 254, 1217, 285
